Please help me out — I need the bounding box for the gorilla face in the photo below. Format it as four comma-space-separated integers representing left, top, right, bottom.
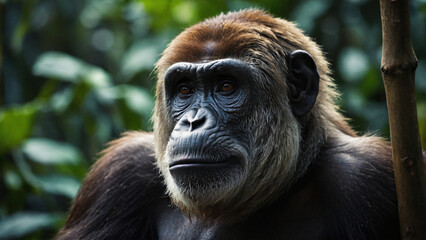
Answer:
161, 59, 253, 206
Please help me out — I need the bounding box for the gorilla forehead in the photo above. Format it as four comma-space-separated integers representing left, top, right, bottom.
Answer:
157, 10, 296, 70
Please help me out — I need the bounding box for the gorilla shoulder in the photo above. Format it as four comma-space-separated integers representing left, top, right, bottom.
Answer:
313, 134, 399, 239
57, 132, 166, 240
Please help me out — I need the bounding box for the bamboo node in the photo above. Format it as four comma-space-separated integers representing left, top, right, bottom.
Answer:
380, 61, 417, 75
402, 157, 415, 175
380, 65, 389, 74
402, 63, 410, 71
403, 223, 415, 239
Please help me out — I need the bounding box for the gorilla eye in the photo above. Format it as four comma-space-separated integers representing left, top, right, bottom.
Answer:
219, 81, 235, 93
179, 85, 194, 96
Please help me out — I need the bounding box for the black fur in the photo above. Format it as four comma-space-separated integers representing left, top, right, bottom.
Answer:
57, 133, 165, 240
57, 132, 400, 240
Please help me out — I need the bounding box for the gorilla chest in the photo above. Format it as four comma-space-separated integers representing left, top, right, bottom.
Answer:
156, 196, 325, 240
156, 216, 324, 240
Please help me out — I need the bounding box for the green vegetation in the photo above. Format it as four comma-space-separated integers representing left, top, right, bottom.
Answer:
1, 0, 426, 239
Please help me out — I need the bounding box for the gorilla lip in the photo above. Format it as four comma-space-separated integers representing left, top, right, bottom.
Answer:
169, 156, 241, 170
168, 156, 242, 183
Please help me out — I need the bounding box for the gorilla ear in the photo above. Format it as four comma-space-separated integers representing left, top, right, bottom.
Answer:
287, 50, 320, 116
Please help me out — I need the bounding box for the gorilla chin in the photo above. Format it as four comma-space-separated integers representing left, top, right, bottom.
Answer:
165, 153, 248, 223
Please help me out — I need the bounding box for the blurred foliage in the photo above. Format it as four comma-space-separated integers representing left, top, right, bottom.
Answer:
1, 0, 426, 239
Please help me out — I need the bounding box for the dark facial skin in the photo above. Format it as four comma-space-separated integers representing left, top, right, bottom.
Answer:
163, 59, 254, 190
162, 51, 320, 193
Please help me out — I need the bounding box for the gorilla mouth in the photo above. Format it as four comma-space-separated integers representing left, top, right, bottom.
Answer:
169, 155, 242, 181
169, 155, 240, 169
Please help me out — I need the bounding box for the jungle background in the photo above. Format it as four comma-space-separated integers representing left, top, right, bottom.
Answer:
1, 0, 426, 239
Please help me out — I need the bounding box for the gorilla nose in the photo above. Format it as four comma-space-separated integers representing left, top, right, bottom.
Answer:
188, 115, 206, 132
176, 108, 216, 132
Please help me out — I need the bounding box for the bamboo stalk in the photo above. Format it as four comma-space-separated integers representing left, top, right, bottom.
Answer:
379, 0, 426, 239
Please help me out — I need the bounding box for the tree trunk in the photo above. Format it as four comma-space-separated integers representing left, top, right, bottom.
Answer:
379, 0, 426, 239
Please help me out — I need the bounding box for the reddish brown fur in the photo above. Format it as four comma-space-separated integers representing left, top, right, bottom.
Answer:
153, 9, 359, 222
154, 10, 355, 163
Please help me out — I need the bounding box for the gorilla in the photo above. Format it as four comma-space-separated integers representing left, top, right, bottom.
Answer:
57, 9, 402, 240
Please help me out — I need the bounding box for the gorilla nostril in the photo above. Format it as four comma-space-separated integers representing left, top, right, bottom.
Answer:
189, 117, 206, 131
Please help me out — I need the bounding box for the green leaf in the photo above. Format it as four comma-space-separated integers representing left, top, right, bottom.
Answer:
122, 86, 154, 117
49, 88, 74, 113
95, 85, 154, 130
95, 85, 154, 117
0, 212, 63, 240
0, 102, 40, 153
33, 52, 86, 82
13, 149, 83, 197
22, 138, 83, 165
95, 86, 119, 104
33, 52, 112, 88
37, 174, 81, 198
84, 67, 112, 89
4, 170, 22, 190
119, 38, 163, 81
